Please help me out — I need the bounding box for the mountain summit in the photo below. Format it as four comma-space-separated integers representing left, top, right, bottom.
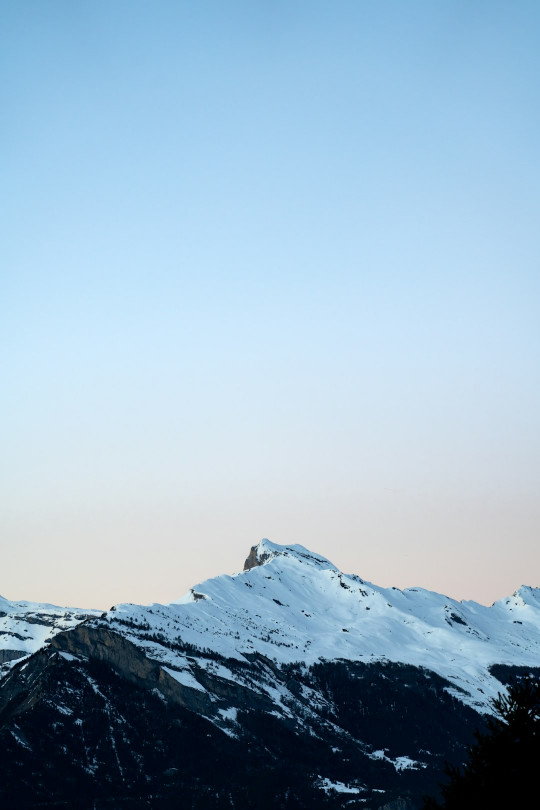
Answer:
243, 538, 335, 571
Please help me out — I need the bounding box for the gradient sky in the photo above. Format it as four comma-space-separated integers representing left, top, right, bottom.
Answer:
2, 1, 539, 609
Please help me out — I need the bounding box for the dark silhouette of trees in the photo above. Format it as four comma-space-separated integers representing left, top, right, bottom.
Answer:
423, 676, 540, 809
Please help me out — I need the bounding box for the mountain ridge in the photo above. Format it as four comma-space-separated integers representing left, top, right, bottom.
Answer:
100, 538, 540, 714
1, 539, 539, 809
2, 539, 540, 715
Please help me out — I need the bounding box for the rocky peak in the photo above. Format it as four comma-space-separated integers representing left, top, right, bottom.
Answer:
243, 538, 338, 572
243, 539, 275, 571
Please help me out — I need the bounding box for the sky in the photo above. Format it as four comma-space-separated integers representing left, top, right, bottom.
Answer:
1, 1, 539, 610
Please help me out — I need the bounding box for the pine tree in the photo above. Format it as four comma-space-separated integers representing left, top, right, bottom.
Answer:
423, 677, 540, 809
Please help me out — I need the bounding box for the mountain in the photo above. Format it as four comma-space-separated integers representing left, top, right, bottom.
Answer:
1, 539, 539, 809
0, 595, 100, 668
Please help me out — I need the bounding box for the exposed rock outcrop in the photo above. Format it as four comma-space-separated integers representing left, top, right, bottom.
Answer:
243, 545, 260, 571
0, 649, 25, 665
243, 539, 274, 570
51, 624, 213, 715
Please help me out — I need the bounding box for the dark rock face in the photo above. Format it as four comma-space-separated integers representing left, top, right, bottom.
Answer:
0, 649, 25, 664
51, 624, 214, 715
243, 542, 275, 571
243, 544, 262, 570
0, 621, 489, 809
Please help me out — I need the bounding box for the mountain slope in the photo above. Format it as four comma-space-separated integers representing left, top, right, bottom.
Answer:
102, 539, 540, 713
0, 594, 100, 670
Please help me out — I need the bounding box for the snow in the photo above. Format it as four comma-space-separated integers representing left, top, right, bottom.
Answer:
58, 651, 79, 662
394, 756, 425, 772
162, 666, 206, 692
0, 598, 100, 672
4, 539, 540, 720
97, 539, 540, 714
370, 750, 425, 771
317, 777, 362, 794
217, 707, 238, 722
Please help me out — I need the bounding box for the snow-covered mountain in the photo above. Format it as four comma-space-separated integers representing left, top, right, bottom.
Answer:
1, 539, 539, 810
0, 594, 100, 669
102, 538, 540, 714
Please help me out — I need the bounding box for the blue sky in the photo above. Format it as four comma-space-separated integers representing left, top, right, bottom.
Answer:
2, 1, 539, 608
